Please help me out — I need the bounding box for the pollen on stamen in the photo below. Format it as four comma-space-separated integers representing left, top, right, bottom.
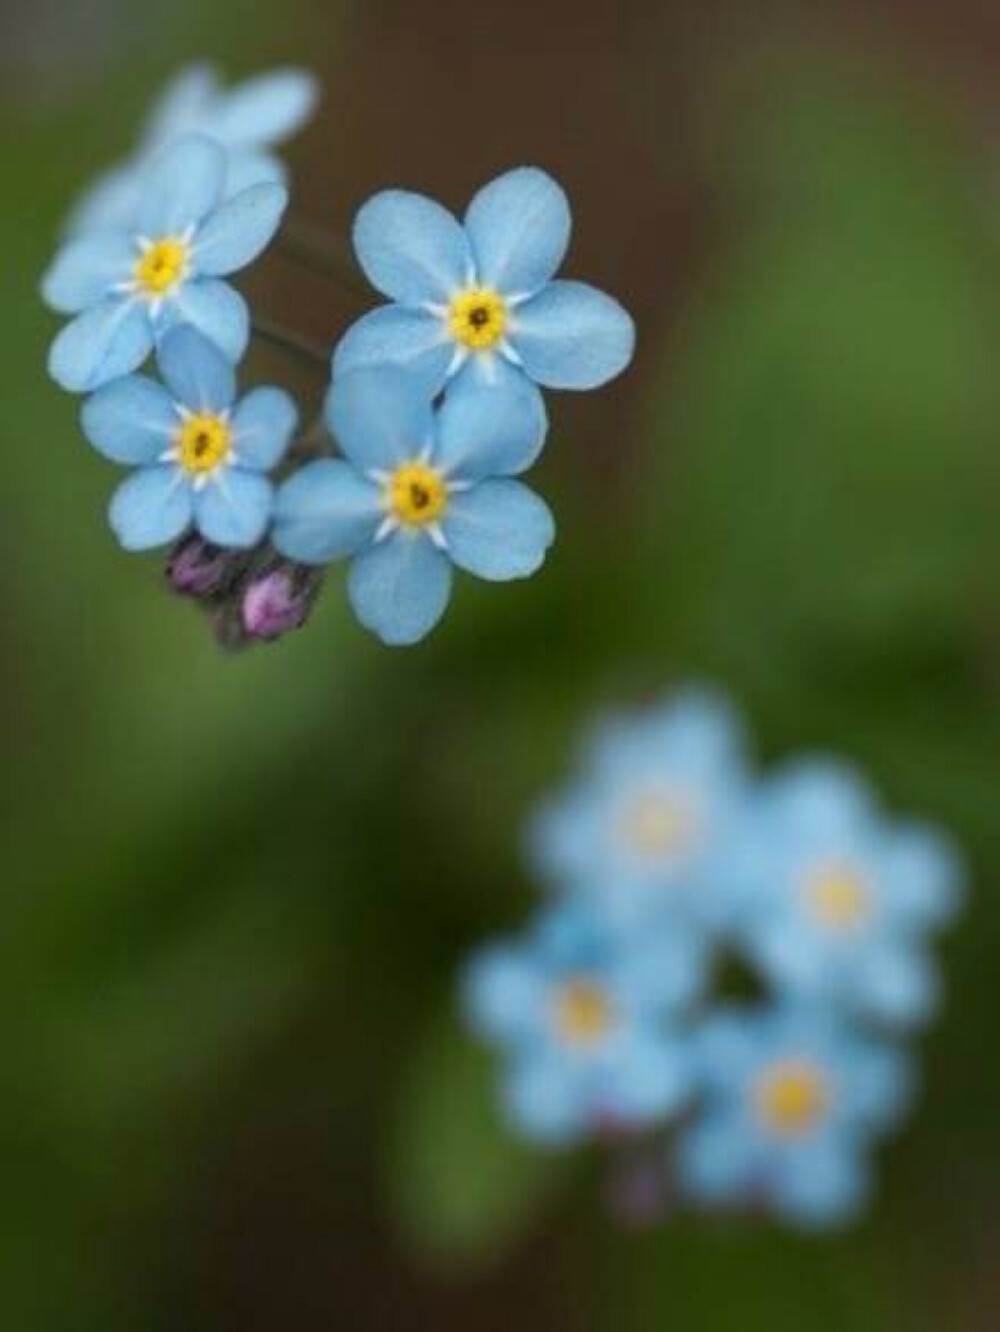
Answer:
385, 461, 448, 527
448, 287, 508, 351
803, 863, 872, 932
134, 236, 190, 298
176, 413, 231, 476
753, 1060, 830, 1136
552, 976, 615, 1047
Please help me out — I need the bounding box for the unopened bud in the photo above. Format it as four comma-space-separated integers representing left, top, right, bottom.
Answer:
166, 536, 239, 599
241, 564, 321, 641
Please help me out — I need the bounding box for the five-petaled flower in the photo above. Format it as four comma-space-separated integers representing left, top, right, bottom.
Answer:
462, 902, 703, 1144
81, 327, 297, 551
529, 689, 751, 931
334, 167, 636, 407
273, 366, 556, 646
718, 759, 965, 1030
675, 1005, 911, 1228
43, 135, 288, 393
67, 64, 318, 235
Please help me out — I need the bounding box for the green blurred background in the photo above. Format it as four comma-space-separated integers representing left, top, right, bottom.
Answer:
2, 0, 998, 1326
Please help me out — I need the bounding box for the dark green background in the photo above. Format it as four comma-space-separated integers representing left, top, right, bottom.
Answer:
1, 0, 997, 1327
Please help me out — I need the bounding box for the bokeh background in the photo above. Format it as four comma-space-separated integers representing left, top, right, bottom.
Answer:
2, 0, 999, 1327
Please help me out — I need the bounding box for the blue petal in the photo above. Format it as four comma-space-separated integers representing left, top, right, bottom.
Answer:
586, 686, 747, 779
840, 1038, 913, 1131
64, 165, 141, 237
503, 1053, 583, 1144
108, 466, 192, 550
41, 231, 135, 313
192, 183, 288, 276
510, 281, 636, 390
606, 1031, 692, 1123
81, 375, 177, 465
231, 387, 298, 471
434, 373, 547, 480
48, 299, 154, 394
223, 150, 287, 197
138, 136, 226, 236
158, 278, 249, 362
204, 68, 320, 148
460, 945, 545, 1044
273, 460, 380, 564
327, 368, 435, 473
761, 758, 874, 837
527, 792, 596, 893
156, 326, 236, 412
142, 64, 218, 147
353, 189, 472, 304
194, 469, 274, 548
748, 920, 828, 995
617, 929, 708, 1014
465, 167, 571, 295
675, 1112, 758, 1204
855, 945, 938, 1030
773, 1140, 870, 1228
347, 533, 453, 646
441, 480, 555, 581
332, 305, 453, 396
879, 823, 965, 930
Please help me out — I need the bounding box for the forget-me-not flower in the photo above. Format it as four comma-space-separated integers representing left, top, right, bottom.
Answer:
333, 167, 636, 403
529, 689, 751, 931
462, 902, 703, 1144
81, 327, 297, 551
67, 64, 318, 235
720, 759, 964, 1030
674, 1004, 911, 1228
272, 366, 556, 646
43, 135, 288, 393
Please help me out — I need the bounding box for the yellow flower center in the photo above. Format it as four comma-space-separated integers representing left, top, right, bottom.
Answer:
552, 976, 615, 1047
176, 413, 231, 475
804, 863, 871, 932
385, 461, 448, 527
448, 287, 508, 350
134, 237, 189, 297
754, 1060, 830, 1136
618, 788, 695, 862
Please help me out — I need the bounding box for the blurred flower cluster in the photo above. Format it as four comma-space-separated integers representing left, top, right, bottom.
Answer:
462, 688, 965, 1229
41, 64, 636, 647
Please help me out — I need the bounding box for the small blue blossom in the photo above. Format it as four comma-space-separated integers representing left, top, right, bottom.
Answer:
529, 689, 751, 931
333, 167, 636, 404
80, 327, 297, 551
272, 366, 556, 646
720, 759, 965, 1030
674, 1005, 912, 1228
462, 903, 704, 1144
67, 64, 318, 235
43, 135, 288, 393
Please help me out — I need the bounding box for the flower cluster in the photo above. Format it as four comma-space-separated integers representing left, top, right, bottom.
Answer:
461, 687, 964, 1229
42, 65, 636, 648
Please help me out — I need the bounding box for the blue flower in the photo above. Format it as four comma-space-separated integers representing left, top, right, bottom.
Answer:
272, 366, 556, 646
80, 327, 297, 551
720, 759, 964, 1030
67, 64, 318, 235
674, 1005, 911, 1228
333, 167, 636, 403
528, 689, 752, 931
461, 903, 703, 1144
43, 135, 288, 393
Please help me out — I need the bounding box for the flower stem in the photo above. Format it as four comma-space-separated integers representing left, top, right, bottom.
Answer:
277, 217, 368, 294
252, 316, 329, 372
